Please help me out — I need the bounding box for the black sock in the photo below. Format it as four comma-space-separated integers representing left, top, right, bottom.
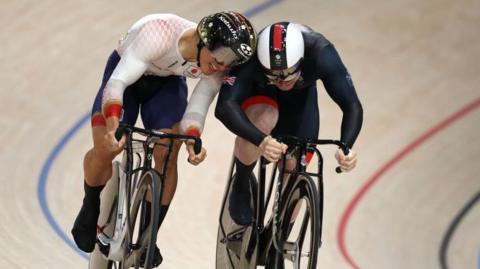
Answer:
143, 202, 170, 231
83, 181, 104, 207
234, 157, 256, 185
228, 158, 256, 225
157, 205, 169, 229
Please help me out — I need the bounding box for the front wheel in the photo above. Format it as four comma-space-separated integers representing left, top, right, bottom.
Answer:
266, 175, 320, 269
216, 174, 245, 269
124, 170, 162, 269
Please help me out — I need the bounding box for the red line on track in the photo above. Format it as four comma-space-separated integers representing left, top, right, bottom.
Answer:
337, 97, 480, 269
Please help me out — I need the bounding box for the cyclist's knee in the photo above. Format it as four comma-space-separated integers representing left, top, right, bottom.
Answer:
280, 158, 296, 171
83, 149, 114, 185
90, 126, 119, 160
243, 99, 279, 134
90, 145, 118, 162
153, 141, 181, 165
152, 128, 182, 166
84, 147, 113, 165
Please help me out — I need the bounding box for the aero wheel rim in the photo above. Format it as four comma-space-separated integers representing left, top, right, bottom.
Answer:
283, 196, 315, 269
127, 172, 157, 269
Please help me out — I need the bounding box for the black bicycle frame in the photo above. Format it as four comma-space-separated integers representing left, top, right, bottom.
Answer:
122, 129, 175, 249
116, 124, 202, 250
226, 136, 348, 259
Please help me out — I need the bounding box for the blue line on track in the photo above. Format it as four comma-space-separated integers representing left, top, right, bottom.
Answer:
37, 0, 284, 261
478, 250, 480, 269
244, 0, 284, 17
37, 113, 90, 259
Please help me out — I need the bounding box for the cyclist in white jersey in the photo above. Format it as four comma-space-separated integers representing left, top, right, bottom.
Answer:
71, 12, 257, 266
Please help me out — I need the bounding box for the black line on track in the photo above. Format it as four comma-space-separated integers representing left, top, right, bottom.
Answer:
439, 189, 480, 269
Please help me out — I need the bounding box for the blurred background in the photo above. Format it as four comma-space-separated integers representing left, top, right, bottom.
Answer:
1, 0, 479, 268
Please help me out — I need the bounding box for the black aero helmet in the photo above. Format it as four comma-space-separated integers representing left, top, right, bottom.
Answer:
197, 11, 257, 66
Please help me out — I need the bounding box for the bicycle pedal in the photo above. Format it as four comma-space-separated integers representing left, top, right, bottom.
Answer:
96, 232, 111, 257
130, 243, 141, 250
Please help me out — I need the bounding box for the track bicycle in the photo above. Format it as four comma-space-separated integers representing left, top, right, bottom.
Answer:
88, 123, 201, 269
216, 136, 348, 269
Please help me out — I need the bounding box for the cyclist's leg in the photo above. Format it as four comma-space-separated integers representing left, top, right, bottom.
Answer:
273, 84, 319, 219
138, 75, 188, 266
234, 95, 279, 164
73, 50, 141, 253
152, 125, 182, 205
230, 95, 279, 225
273, 83, 319, 169
140, 75, 187, 205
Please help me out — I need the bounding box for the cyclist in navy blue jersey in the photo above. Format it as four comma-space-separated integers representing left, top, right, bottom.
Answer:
215, 22, 363, 225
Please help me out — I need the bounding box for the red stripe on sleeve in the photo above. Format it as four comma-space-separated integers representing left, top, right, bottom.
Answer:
104, 103, 122, 119
91, 113, 106, 127
185, 128, 201, 138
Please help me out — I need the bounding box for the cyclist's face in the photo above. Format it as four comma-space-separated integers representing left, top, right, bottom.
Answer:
269, 71, 301, 91
264, 61, 302, 91
199, 47, 238, 75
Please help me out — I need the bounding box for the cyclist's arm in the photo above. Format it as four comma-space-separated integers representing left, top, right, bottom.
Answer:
315, 44, 363, 148
102, 19, 171, 132
179, 73, 223, 137
102, 50, 148, 132
215, 62, 268, 146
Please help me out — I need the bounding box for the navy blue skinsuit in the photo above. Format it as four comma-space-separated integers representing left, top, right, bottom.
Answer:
215, 26, 363, 148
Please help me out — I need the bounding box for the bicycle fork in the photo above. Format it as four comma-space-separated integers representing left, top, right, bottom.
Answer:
96, 162, 129, 261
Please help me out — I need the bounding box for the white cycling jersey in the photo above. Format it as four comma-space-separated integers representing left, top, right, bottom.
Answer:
102, 13, 222, 136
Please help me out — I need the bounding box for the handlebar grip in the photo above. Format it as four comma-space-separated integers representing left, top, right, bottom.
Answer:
337, 143, 350, 173
115, 125, 126, 141
193, 139, 202, 155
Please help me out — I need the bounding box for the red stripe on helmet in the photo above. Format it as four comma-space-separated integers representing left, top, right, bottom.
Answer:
273, 24, 284, 52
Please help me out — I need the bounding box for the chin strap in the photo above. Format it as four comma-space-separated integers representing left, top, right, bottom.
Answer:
196, 40, 205, 67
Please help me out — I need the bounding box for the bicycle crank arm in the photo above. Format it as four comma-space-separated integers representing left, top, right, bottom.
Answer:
283, 241, 301, 263
96, 231, 126, 262
96, 232, 112, 258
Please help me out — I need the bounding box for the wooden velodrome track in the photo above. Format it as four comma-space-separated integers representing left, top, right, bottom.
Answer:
1, 0, 479, 268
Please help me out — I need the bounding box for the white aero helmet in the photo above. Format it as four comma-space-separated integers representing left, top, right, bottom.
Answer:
257, 22, 304, 81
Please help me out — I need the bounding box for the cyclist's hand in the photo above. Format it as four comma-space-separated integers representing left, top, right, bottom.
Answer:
104, 130, 126, 154
259, 136, 287, 162
335, 148, 357, 172
186, 142, 207, 166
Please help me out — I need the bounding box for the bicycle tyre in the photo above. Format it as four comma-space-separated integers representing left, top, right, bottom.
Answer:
265, 175, 320, 269
216, 174, 243, 269
126, 169, 162, 269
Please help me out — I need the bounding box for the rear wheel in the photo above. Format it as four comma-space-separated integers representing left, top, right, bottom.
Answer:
266, 175, 320, 269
